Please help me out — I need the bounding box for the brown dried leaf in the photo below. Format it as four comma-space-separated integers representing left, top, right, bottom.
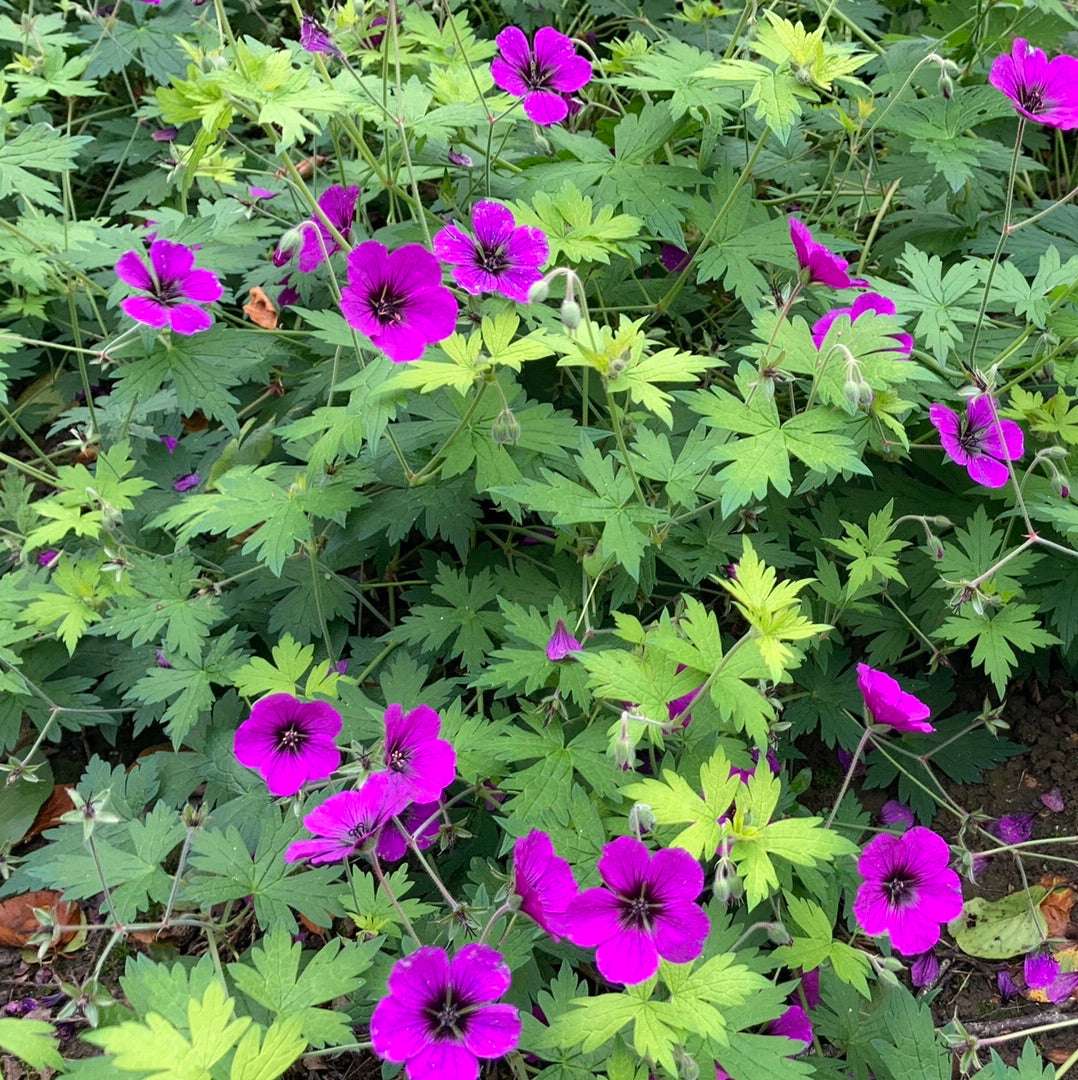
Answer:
0, 892, 80, 948
23, 786, 75, 842
1039, 878, 1076, 938
243, 286, 278, 330
275, 154, 328, 179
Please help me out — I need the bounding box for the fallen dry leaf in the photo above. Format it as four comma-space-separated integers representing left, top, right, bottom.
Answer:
1048, 1049, 1075, 1065
1039, 877, 1076, 938
182, 411, 209, 432
275, 154, 327, 179
243, 286, 278, 330
0, 891, 80, 948
299, 914, 327, 938
23, 786, 75, 842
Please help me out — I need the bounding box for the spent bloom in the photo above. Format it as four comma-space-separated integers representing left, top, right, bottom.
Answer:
546, 619, 582, 661
1025, 952, 1078, 1003
115, 239, 222, 335
989, 39, 1078, 130
276, 184, 359, 274
299, 15, 341, 57
160, 434, 179, 454
811, 292, 913, 355
340, 241, 458, 363
173, 472, 201, 493
1041, 787, 1065, 812
659, 244, 690, 273
433, 201, 548, 303
284, 772, 401, 865
853, 826, 964, 955
929, 396, 1025, 490
879, 800, 916, 831
380, 703, 457, 807
233, 692, 342, 797
991, 813, 1034, 845
565, 836, 709, 984
36, 549, 61, 569
768, 1004, 813, 1047
512, 830, 578, 939
998, 969, 1019, 1001
370, 944, 521, 1079
911, 951, 941, 988
491, 26, 592, 126
857, 663, 934, 734
788, 218, 866, 289
248, 185, 278, 201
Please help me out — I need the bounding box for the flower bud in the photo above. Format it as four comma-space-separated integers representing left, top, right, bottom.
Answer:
628, 802, 655, 835
712, 857, 743, 905
527, 278, 549, 304
560, 298, 582, 330
938, 71, 954, 99
608, 356, 628, 378
491, 407, 521, 446
673, 1048, 700, 1080
1061, 482, 1071, 499
843, 378, 862, 412
766, 921, 792, 946
273, 225, 306, 266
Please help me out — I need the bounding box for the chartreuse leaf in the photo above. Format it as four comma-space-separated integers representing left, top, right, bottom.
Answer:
0, 1018, 63, 1071
828, 500, 910, 595
230, 1016, 306, 1080
623, 749, 741, 858
770, 895, 871, 997
228, 928, 378, 1047
22, 557, 117, 653
85, 980, 251, 1078
232, 633, 340, 699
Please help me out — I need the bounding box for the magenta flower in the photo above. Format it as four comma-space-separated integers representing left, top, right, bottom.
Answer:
151, 127, 178, 142
879, 800, 916, 831
667, 671, 702, 727
788, 218, 865, 289
376, 801, 440, 863
989, 39, 1078, 130
928, 396, 1025, 490
564, 836, 709, 985
991, 813, 1034, 845
853, 826, 963, 956
911, 951, 940, 988
767, 1004, 813, 1047
1025, 952, 1059, 990
856, 663, 934, 734
491, 26, 592, 126
233, 692, 342, 797
115, 239, 222, 335
370, 944, 521, 1079
811, 292, 913, 355
448, 148, 474, 168
173, 472, 201, 493
248, 186, 278, 201
299, 16, 341, 57
294, 184, 360, 274
546, 619, 582, 661
381, 703, 457, 806
339, 241, 458, 363
512, 830, 578, 938
801, 968, 820, 1008
433, 201, 548, 303
998, 969, 1019, 1001
36, 549, 61, 569
284, 772, 401, 865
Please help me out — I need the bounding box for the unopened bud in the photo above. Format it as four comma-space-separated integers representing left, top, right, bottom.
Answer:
527, 278, 549, 304
1061, 483, 1071, 500
842, 378, 862, 412
938, 71, 954, 99
794, 64, 813, 86
673, 1048, 700, 1080
765, 921, 792, 946
628, 802, 655, 835
560, 298, 582, 330
608, 356, 628, 378
181, 803, 207, 828
931, 516, 953, 527
491, 407, 521, 446
712, 858, 743, 905
274, 225, 306, 266
857, 382, 874, 410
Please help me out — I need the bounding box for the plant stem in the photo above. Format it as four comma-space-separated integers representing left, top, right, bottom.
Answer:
391, 814, 464, 916
365, 850, 421, 944
825, 725, 872, 827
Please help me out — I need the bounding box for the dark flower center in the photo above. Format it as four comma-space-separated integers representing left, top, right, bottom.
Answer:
477, 243, 510, 274
368, 283, 408, 326
619, 884, 661, 930
348, 821, 371, 841
1018, 82, 1048, 113
957, 420, 986, 456
425, 991, 466, 1038
882, 869, 919, 907
386, 744, 409, 772
522, 57, 555, 92
275, 723, 308, 755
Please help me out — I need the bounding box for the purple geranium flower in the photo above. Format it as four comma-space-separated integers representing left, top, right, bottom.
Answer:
248, 186, 278, 201
491, 26, 592, 126
448, 148, 474, 168
989, 39, 1078, 129
801, 967, 821, 1008
660, 244, 690, 273
991, 813, 1035, 845
546, 619, 582, 661
811, 292, 913, 355
768, 1004, 813, 1047
370, 944, 521, 1079
233, 692, 342, 797
37, 549, 61, 569
512, 830, 578, 939
880, 800, 916, 831
115, 239, 222, 335
381, 703, 457, 807
299, 16, 341, 57
1025, 951, 1059, 990
928, 396, 1025, 490
857, 663, 934, 734
173, 472, 201, 492
340, 241, 458, 363
292, 184, 360, 274
998, 969, 1019, 1001
151, 127, 178, 142
376, 800, 440, 863
853, 826, 964, 956
284, 772, 401, 865
788, 218, 866, 289
911, 951, 940, 988
564, 836, 709, 985
433, 201, 548, 302
160, 434, 178, 454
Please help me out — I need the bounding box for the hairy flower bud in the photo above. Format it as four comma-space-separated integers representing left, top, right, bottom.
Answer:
560, 298, 582, 330
527, 278, 550, 304
938, 71, 955, 99
628, 802, 655, 835
491, 407, 521, 446
712, 857, 743, 905
843, 378, 862, 412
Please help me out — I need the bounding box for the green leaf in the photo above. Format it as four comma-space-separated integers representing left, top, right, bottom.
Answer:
0, 124, 92, 209
949, 890, 1048, 959
0, 1018, 64, 1071
230, 1016, 306, 1080
232, 634, 340, 700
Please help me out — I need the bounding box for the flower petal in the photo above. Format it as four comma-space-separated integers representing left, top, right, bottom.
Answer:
149, 238, 195, 282
564, 887, 621, 948
450, 943, 512, 1004
463, 1003, 521, 1058
115, 250, 153, 290
597, 835, 650, 895
595, 927, 659, 985
168, 303, 213, 335
121, 295, 170, 328
369, 993, 430, 1062
523, 91, 569, 126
